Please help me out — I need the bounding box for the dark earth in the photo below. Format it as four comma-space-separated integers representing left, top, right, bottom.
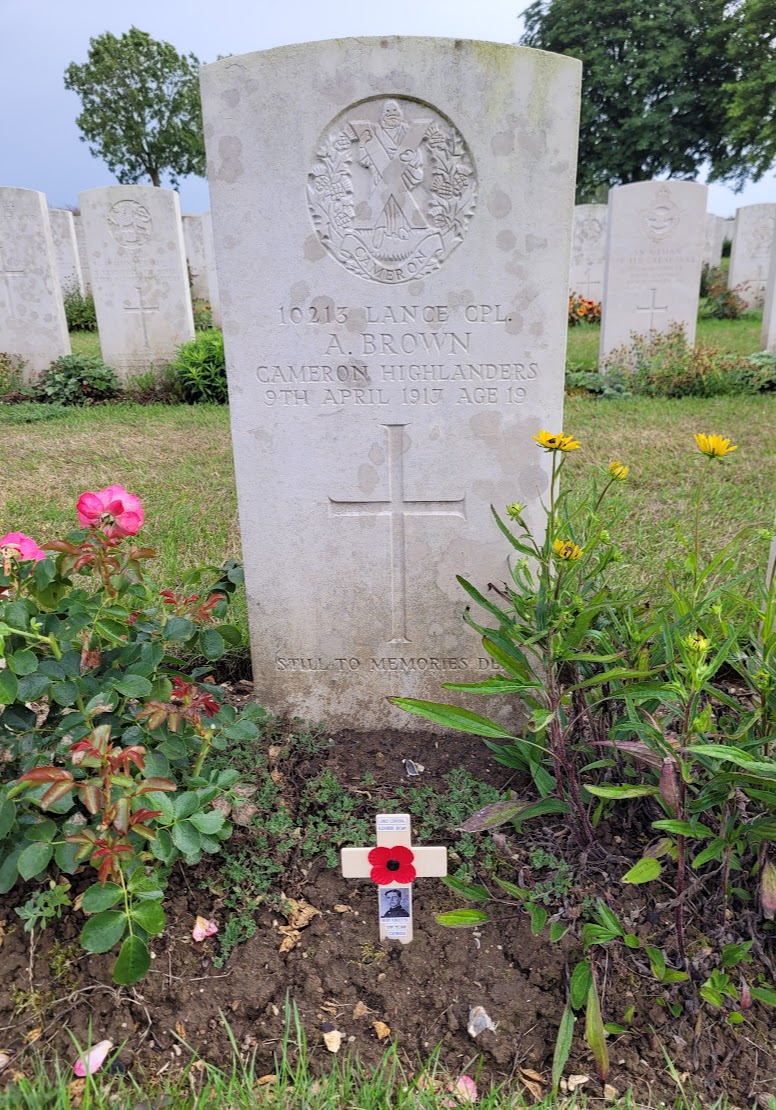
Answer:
1, 687, 775, 1105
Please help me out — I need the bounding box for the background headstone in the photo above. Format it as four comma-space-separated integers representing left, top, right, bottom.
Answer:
79, 185, 195, 379
761, 230, 776, 352
49, 208, 84, 296
728, 203, 776, 310
703, 213, 726, 269
599, 180, 706, 363
569, 204, 607, 300
72, 213, 92, 291
0, 186, 70, 379
201, 37, 581, 729
182, 213, 209, 301
201, 212, 221, 327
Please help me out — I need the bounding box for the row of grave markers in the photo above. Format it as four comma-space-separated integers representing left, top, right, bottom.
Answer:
0, 186, 220, 379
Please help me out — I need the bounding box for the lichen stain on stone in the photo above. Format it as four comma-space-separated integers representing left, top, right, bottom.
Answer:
346, 307, 367, 334
487, 189, 512, 220
223, 88, 240, 109
357, 463, 379, 495
504, 312, 524, 336
518, 463, 549, 500
217, 136, 244, 184
526, 234, 547, 253
303, 235, 327, 262
368, 442, 385, 466
496, 230, 517, 252
290, 281, 310, 304
469, 410, 502, 438
491, 130, 515, 157
408, 281, 424, 297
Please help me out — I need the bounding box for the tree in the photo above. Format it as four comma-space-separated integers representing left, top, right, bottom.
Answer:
520, 0, 739, 202
64, 27, 205, 188
711, 0, 776, 188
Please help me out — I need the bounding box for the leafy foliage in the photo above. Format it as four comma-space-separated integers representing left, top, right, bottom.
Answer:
0, 490, 258, 984
62, 286, 97, 332
64, 28, 205, 188
36, 355, 121, 406
170, 329, 227, 404
520, 0, 738, 201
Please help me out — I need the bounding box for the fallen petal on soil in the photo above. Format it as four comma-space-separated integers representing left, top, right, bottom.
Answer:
73, 1039, 113, 1077
192, 916, 218, 941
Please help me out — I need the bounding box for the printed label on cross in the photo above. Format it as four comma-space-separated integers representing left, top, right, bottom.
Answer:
636, 287, 668, 330
0, 245, 25, 319
123, 284, 160, 349
341, 813, 447, 944
329, 424, 465, 643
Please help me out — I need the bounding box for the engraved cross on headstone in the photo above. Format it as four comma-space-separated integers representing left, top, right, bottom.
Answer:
582, 267, 602, 300
328, 423, 465, 643
341, 813, 447, 944
124, 285, 159, 349
636, 287, 669, 330
0, 246, 25, 319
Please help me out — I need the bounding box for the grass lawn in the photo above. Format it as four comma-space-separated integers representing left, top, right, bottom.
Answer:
1, 395, 773, 648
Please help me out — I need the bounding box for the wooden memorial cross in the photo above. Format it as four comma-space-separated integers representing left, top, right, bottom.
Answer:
341, 813, 447, 943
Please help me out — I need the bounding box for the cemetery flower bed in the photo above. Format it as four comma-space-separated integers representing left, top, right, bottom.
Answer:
0, 427, 775, 1105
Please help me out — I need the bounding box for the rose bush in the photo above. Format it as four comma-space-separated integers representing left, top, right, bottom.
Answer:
0, 485, 263, 984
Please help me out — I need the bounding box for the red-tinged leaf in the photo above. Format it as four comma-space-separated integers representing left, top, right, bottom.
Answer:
78, 781, 103, 815
129, 809, 162, 825
44, 540, 81, 554
130, 547, 157, 560
40, 780, 76, 809
112, 797, 130, 835
138, 777, 177, 793
19, 766, 73, 784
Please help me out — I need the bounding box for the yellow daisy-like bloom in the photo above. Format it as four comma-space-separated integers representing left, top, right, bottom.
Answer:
532, 430, 581, 452
553, 538, 583, 561
693, 433, 738, 459
608, 461, 629, 481
506, 502, 525, 520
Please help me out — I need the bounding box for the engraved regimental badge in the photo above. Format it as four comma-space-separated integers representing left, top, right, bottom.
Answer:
107, 200, 153, 248
308, 97, 477, 285
642, 185, 680, 243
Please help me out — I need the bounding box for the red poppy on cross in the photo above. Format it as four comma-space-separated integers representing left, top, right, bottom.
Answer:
340, 813, 447, 943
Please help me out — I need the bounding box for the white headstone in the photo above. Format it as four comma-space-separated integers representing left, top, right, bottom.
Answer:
600, 180, 706, 363
72, 213, 92, 291
569, 204, 607, 301
728, 203, 776, 311
201, 212, 222, 327
78, 185, 195, 379
761, 230, 776, 352
182, 213, 209, 301
201, 37, 581, 729
0, 187, 70, 379
49, 208, 84, 296
703, 213, 726, 269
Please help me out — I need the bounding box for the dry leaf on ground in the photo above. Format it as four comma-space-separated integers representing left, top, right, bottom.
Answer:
372, 1020, 391, 1040
284, 898, 321, 929
322, 1029, 342, 1053
278, 927, 301, 954
352, 1000, 370, 1020
518, 1066, 546, 1100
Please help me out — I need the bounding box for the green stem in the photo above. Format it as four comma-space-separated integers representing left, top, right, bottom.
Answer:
692, 463, 709, 599
192, 726, 214, 779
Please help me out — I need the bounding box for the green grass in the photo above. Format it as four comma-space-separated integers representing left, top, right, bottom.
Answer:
1, 396, 773, 643
68, 331, 102, 360
0, 1006, 731, 1109
566, 311, 763, 372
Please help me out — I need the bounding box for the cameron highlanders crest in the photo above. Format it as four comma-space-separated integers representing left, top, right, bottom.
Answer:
308, 97, 477, 284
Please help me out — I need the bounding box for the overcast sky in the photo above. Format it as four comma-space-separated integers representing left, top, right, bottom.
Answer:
2, 0, 774, 216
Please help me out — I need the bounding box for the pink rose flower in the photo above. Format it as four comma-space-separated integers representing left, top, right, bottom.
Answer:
0, 532, 46, 562
76, 485, 144, 538
192, 915, 218, 942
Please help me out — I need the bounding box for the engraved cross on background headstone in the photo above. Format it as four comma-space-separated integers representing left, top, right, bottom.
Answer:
341, 814, 447, 944
582, 267, 602, 300
636, 287, 668, 330
0, 246, 25, 319
329, 423, 465, 643
124, 285, 159, 349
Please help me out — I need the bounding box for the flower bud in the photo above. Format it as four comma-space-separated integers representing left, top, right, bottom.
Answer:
739, 979, 752, 1010
506, 502, 525, 520
760, 857, 776, 920
659, 757, 680, 814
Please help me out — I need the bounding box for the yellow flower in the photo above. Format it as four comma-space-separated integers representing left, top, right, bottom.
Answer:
553, 538, 583, 561
684, 633, 709, 654
532, 430, 581, 452
693, 433, 737, 459
506, 502, 525, 520
608, 461, 629, 481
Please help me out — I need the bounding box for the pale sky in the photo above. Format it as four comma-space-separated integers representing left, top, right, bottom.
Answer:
2, 0, 774, 216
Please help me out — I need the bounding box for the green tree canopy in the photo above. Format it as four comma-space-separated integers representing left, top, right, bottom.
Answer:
520, 0, 739, 202
64, 27, 205, 188
711, 0, 776, 188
